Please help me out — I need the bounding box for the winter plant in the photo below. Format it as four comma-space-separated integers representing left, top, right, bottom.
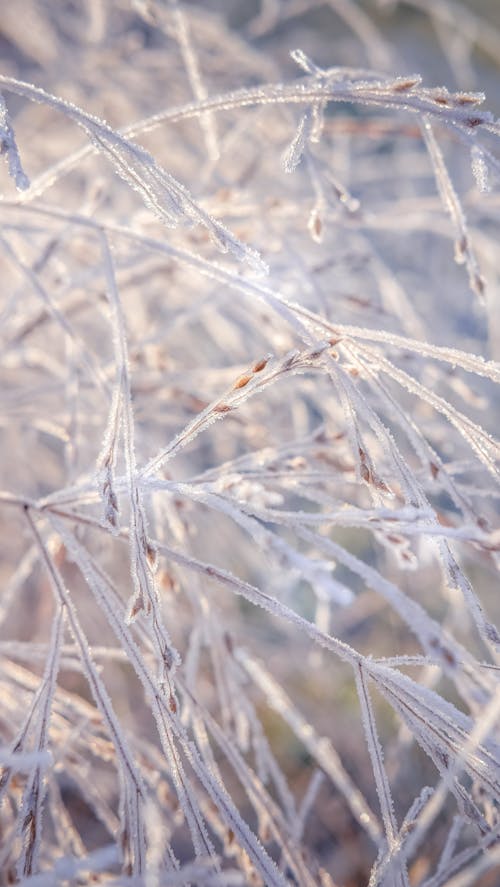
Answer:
1, 1, 500, 884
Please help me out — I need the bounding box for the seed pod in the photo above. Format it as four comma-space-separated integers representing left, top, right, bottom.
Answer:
252, 356, 269, 373
391, 76, 421, 92
233, 374, 252, 390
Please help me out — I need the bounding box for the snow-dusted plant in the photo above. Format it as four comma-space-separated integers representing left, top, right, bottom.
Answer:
1, 1, 500, 885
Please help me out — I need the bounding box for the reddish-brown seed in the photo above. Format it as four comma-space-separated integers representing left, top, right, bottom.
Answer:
312, 214, 322, 238
252, 357, 269, 373
456, 94, 480, 105
233, 374, 251, 389
130, 599, 143, 619
360, 463, 371, 483
392, 78, 420, 92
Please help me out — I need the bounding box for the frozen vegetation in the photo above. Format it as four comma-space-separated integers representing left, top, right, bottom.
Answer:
1, 1, 500, 884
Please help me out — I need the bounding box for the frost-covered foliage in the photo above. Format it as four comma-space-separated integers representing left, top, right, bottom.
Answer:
1, 1, 500, 884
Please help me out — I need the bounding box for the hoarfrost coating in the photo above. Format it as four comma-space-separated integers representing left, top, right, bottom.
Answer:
0, 1, 500, 885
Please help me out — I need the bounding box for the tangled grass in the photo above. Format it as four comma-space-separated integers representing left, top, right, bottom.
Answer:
1, 2, 500, 885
